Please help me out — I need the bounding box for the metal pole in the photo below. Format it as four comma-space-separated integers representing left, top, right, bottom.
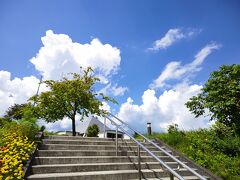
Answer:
169, 172, 174, 180
138, 145, 141, 180
147, 122, 152, 136
116, 126, 118, 156
33, 75, 43, 107
104, 117, 106, 138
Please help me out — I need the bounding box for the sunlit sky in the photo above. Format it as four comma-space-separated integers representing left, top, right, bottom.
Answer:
1, 0, 240, 132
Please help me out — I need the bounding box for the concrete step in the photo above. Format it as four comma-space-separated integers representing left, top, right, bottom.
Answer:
27, 168, 197, 180
31, 162, 187, 174
36, 150, 171, 157
27, 135, 209, 180
44, 136, 136, 142
130, 176, 206, 180
33, 155, 180, 165
39, 144, 159, 151
42, 139, 151, 146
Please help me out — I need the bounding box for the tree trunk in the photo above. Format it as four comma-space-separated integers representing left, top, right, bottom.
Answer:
72, 116, 76, 136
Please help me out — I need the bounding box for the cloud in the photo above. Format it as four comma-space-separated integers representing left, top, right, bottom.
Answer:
150, 42, 220, 89
148, 28, 201, 51
0, 30, 122, 133
0, 71, 46, 116
111, 85, 128, 96
117, 42, 221, 132
99, 83, 128, 96
38, 115, 82, 132
117, 82, 210, 133
100, 101, 111, 112
30, 30, 121, 81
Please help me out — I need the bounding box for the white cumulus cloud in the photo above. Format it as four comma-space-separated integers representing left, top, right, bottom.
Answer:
117, 82, 210, 133
148, 28, 201, 51
150, 42, 220, 89
0, 71, 46, 116
117, 42, 220, 133
0, 30, 123, 133
30, 30, 121, 81
99, 83, 128, 97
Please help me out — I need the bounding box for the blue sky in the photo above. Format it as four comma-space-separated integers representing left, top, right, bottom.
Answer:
0, 0, 240, 132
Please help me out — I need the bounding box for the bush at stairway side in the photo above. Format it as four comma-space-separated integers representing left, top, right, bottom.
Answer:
146, 124, 240, 180
0, 109, 38, 179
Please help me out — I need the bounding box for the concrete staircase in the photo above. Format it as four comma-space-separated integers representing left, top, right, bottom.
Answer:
26, 136, 207, 180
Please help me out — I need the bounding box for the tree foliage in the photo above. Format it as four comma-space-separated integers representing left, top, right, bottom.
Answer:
4, 103, 30, 120
0, 109, 39, 142
31, 67, 116, 136
186, 64, 240, 134
167, 123, 179, 134
0, 117, 11, 128
86, 124, 99, 137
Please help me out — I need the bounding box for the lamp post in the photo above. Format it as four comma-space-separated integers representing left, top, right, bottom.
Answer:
147, 122, 152, 136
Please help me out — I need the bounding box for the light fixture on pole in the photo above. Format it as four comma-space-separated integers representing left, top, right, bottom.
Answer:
147, 122, 152, 136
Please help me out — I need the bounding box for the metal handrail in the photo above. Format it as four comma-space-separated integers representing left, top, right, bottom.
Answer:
106, 113, 207, 180
105, 116, 184, 180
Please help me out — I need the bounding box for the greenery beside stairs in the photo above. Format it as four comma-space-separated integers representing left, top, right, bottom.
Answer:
142, 124, 240, 180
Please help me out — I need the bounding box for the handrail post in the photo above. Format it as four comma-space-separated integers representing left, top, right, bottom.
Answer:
115, 126, 118, 156
138, 145, 141, 180
106, 116, 185, 180
169, 172, 174, 180
107, 113, 207, 180
104, 117, 106, 138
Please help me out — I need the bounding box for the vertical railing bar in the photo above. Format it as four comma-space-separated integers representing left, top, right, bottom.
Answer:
107, 113, 207, 180
170, 173, 174, 180
104, 117, 106, 138
105, 116, 184, 180
116, 126, 118, 156
138, 145, 141, 180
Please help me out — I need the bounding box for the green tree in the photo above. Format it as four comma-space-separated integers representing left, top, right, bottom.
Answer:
0, 117, 11, 128
4, 103, 30, 120
31, 67, 116, 136
168, 123, 179, 134
86, 124, 99, 137
186, 64, 240, 134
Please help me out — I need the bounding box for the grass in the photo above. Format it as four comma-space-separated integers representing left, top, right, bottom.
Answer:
139, 128, 240, 180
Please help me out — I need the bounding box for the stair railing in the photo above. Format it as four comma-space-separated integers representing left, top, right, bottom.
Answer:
104, 113, 207, 180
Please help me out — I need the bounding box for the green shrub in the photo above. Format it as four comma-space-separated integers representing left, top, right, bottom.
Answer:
0, 110, 39, 142
168, 123, 179, 134
150, 127, 240, 180
0, 104, 40, 179
43, 131, 60, 136
155, 124, 187, 148
86, 124, 99, 137
211, 121, 236, 139
0, 117, 11, 128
